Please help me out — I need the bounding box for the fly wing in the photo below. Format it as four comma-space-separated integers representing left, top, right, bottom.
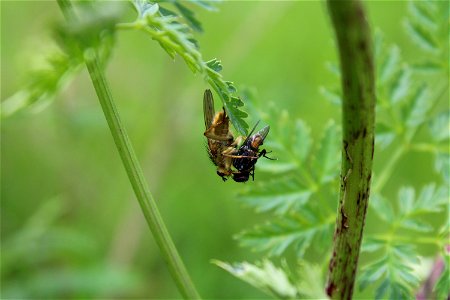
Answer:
256, 125, 270, 141
203, 89, 215, 129
242, 120, 261, 145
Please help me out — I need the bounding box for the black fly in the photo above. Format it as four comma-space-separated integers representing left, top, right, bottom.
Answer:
230, 121, 275, 182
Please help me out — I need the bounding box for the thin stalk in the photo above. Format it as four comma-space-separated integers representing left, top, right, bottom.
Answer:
325, 1, 376, 299
56, 1, 200, 298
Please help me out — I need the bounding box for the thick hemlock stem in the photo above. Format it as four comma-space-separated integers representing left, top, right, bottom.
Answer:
56, 0, 200, 298
325, 1, 375, 299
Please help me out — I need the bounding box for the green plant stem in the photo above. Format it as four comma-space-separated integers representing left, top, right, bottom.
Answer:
56, 1, 200, 298
325, 1, 376, 299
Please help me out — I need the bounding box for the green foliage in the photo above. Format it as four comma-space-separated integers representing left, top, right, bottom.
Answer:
213, 260, 298, 299
2, 0, 249, 134
1, 1, 122, 118
237, 213, 333, 258
213, 97, 338, 297
1, 197, 141, 298
126, 0, 248, 134
214, 259, 328, 300
358, 184, 447, 298
404, 1, 448, 68
219, 0, 448, 298
234, 104, 339, 258
359, 241, 420, 299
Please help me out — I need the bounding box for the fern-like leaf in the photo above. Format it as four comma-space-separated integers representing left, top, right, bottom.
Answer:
237, 212, 334, 258
213, 260, 298, 299
238, 177, 313, 215
359, 243, 421, 299
1, 2, 123, 118
129, 0, 249, 134
362, 184, 447, 298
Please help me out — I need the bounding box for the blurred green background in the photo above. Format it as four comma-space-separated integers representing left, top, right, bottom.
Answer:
1, 1, 440, 298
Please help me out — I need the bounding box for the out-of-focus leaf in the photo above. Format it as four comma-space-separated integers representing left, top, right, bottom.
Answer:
2, 265, 140, 298
292, 119, 312, 163
388, 66, 411, 104
405, 84, 431, 128
174, 2, 203, 32
2, 2, 125, 118
408, 1, 438, 31
189, 0, 219, 11
411, 60, 443, 73
404, 19, 439, 52
378, 45, 401, 84
369, 194, 395, 222
319, 86, 342, 105
213, 260, 298, 299
375, 122, 396, 149
134, 0, 159, 17
414, 184, 447, 213
295, 260, 328, 299
428, 110, 450, 142
398, 186, 415, 215
311, 120, 340, 184
238, 177, 312, 215
435, 152, 450, 181
400, 219, 433, 232
359, 242, 421, 299
237, 213, 333, 257
58, 2, 124, 55
358, 257, 388, 291
361, 237, 386, 253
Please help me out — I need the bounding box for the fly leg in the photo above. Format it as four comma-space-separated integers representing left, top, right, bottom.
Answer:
222, 145, 257, 160
258, 149, 277, 160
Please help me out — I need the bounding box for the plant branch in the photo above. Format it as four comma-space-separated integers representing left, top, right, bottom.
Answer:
56, 1, 200, 298
325, 1, 376, 299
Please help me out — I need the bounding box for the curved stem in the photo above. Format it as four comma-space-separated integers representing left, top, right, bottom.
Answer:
56, 1, 200, 298
325, 1, 376, 299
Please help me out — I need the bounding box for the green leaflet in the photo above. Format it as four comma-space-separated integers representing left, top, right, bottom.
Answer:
359, 243, 421, 299
1, 2, 123, 118
238, 177, 313, 215
404, 19, 439, 52
213, 259, 328, 299
362, 184, 447, 297
212, 260, 298, 299
311, 120, 340, 184
131, 1, 249, 135
237, 212, 334, 258
428, 110, 450, 142
3, 0, 249, 135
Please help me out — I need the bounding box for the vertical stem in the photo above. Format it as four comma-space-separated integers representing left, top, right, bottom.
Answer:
56, 1, 200, 298
326, 1, 375, 299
